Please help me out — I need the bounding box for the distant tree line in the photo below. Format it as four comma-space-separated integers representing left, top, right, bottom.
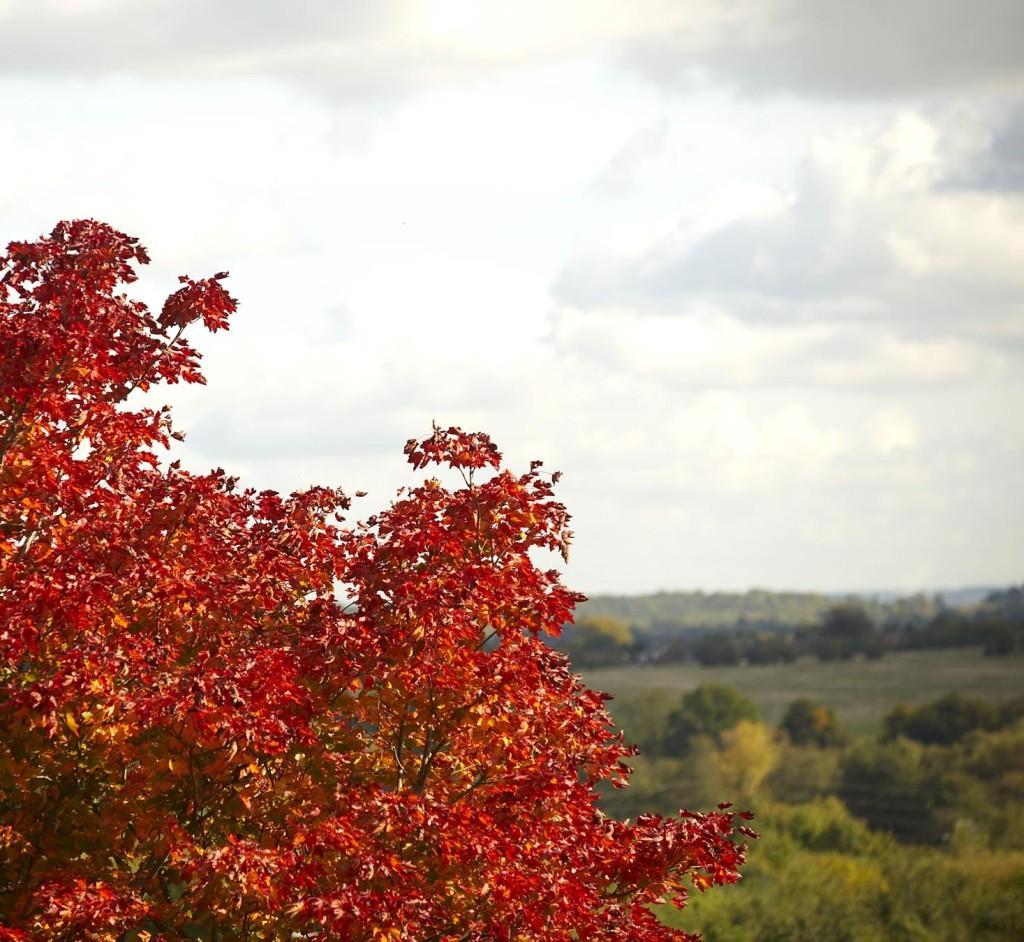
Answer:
554, 585, 1024, 668
577, 588, 911, 632
889, 586, 1024, 656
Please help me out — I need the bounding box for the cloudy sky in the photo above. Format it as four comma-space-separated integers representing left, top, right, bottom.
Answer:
2, 0, 1023, 594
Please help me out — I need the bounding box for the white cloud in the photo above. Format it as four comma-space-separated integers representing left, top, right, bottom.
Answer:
869, 408, 920, 454
664, 395, 849, 493
626, 0, 1024, 98
3, 6, 1023, 593
556, 109, 1024, 346
0, 0, 725, 100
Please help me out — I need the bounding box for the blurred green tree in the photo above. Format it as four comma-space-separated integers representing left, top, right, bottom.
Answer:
557, 612, 635, 667
663, 685, 759, 756
780, 698, 850, 748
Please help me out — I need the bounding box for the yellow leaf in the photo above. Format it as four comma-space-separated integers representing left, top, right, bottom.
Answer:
65, 712, 79, 735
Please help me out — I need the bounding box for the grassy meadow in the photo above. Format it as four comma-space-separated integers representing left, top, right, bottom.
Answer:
585, 647, 1024, 736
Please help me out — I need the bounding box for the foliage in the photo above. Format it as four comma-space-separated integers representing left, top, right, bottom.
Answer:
597, 756, 703, 822
901, 608, 976, 649
762, 745, 842, 805
658, 844, 1024, 942
591, 659, 1024, 938
958, 718, 1024, 800
585, 648, 1023, 738
820, 605, 875, 640
605, 689, 678, 758
554, 613, 635, 668
883, 692, 1002, 745
743, 635, 796, 666
837, 739, 986, 845
572, 588, 1024, 665
896, 602, 1024, 656
689, 635, 742, 667
705, 722, 778, 803
601, 673, 1024, 848
0, 221, 751, 941
656, 794, 1024, 941
663, 686, 759, 757
560, 588, 1024, 668
647, 632, 796, 669
980, 585, 1024, 619
755, 797, 889, 857
580, 591, 896, 633
810, 605, 884, 661
780, 699, 849, 749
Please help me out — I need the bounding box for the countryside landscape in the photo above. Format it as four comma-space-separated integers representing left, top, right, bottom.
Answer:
562, 588, 1024, 939
3, 1, 1023, 940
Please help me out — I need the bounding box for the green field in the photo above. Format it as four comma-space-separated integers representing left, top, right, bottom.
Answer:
584, 648, 1024, 736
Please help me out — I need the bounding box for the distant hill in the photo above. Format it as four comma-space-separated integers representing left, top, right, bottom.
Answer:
845, 586, 1002, 607
578, 585, 1016, 637
580, 590, 841, 634
940, 585, 1007, 608
977, 584, 1024, 618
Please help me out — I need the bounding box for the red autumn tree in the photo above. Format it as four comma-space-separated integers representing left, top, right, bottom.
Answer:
0, 220, 751, 941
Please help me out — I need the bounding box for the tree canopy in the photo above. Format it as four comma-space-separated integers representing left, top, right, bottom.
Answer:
0, 221, 751, 941
780, 699, 850, 749
663, 686, 759, 756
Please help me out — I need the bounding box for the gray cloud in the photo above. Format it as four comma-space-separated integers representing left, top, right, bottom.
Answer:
3, 0, 1022, 102
556, 111, 1024, 342
941, 101, 1024, 191
0, 1, 459, 100
628, 0, 1024, 99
